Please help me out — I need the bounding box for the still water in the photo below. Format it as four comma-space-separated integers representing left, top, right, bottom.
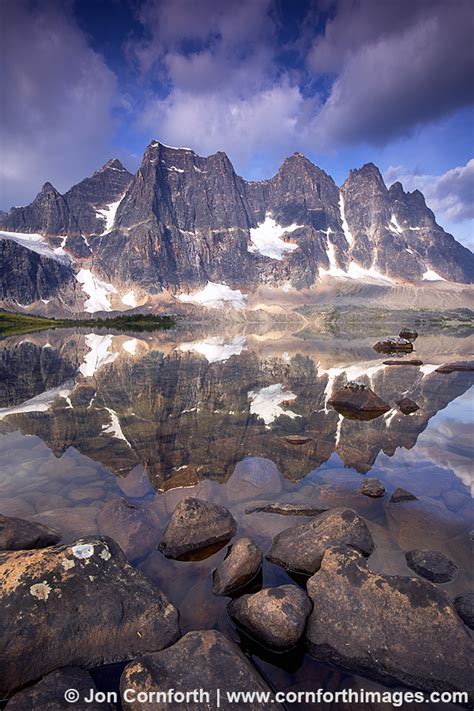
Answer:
0, 322, 472, 707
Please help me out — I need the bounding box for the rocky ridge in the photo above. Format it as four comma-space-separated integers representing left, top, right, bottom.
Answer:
1, 142, 473, 314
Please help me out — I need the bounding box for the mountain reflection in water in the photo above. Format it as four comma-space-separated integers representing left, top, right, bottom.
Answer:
1, 323, 473, 706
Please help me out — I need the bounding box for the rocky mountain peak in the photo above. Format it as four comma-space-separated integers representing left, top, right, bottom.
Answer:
95, 158, 129, 174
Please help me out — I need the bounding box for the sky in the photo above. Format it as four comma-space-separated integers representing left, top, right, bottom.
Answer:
0, 0, 473, 247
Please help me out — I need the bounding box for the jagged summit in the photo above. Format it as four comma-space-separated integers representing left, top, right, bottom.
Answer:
1, 140, 473, 313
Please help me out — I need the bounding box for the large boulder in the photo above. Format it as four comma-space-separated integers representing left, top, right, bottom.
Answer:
306, 546, 474, 698
0, 514, 60, 551
212, 537, 262, 596
267, 508, 374, 575
405, 549, 458, 583
5, 667, 112, 710
228, 585, 312, 651
120, 630, 284, 710
158, 498, 237, 559
373, 337, 413, 353
327, 383, 390, 420
0, 536, 180, 695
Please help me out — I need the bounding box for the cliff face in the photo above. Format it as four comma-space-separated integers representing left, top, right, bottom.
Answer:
0, 142, 473, 312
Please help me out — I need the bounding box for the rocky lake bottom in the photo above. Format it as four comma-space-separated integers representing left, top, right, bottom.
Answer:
0, 314, 473, 709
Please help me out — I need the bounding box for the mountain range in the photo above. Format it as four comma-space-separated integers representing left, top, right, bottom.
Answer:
1, 141, 473, 314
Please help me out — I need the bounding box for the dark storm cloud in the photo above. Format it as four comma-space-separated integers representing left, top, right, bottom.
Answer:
0, 0, 119, 208
309, 0, 474, 145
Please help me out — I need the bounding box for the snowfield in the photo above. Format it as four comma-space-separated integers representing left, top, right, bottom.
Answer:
248, 214, 302, 260
422, 269, 446, 281
79, 334, 118, 377
176, 281, 247, 309
0, 230, 71, 264
76, 268, 117, 312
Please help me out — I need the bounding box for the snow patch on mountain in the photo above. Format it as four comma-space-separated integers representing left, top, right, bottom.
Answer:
0, 230, 71, 264
0, 382, 74, 420
95, 194, 126, 235
76, 268, 117, 312
248, 214, 301, 259
121, 290, 137, 307
101, 406, 129, 444
179, 335, 246, 363
422, 269, 447, 281
177, 281, 247, 309
338, 194, 354, 246
248, 383, 301, 426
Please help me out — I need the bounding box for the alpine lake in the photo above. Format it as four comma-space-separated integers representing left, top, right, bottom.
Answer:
0, 308, 472, 709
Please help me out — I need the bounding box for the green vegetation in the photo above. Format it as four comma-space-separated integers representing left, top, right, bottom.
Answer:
0, 311, 176, 337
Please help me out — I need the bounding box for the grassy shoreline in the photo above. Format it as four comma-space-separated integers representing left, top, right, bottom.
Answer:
0, 311, 176, 337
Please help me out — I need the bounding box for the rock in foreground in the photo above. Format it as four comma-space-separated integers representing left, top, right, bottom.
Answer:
120, 630, 283, 710
228, 585, 312, 651
158, 498, 236, 559
454, 593, 474, 630
5, 667, 112, 710
306, 547, 474, 698
0, 514, 60, 551
359, 478, 385, 498
405, 549, 458, 583
373, 337, 413, 353
0, 536, 180, 695
267, 508, 374, 575
399, 329, 419, 340
327, 384, 390, 420
212, 538, 262, 596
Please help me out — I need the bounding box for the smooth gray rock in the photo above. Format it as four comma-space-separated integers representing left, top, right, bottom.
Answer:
267, 507, 374, 575
212, 537, 262, 596
405, 550, 458, 583
228, 584, 312, 651
158, 497, 237, 559
306, 546, 474, 699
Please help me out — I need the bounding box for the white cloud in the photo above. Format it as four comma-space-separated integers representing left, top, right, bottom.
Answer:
0, 0, 120, 210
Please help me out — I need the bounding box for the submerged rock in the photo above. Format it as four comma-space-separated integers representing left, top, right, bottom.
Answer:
454, 593, 474, 630
0, 514, 60, 551
228, 585, 312, 651
97, 497, 159, 560
245, 503, 328, 516
405, 550, 458, 583
5, 667, 112, 710
373, 337, 413, 353
327, 386, 390, 420
158, 498, 236, 559
226, 457, 282, 503
396, 397, 420, 415
435, 361, 474, 373
267, 508, 374, 575
120, 630, 283, 711
383, 359, 423, 366
212, 537, 262, 596
359, 478, 385, 498
389, 487, 417, 503
306, 546, 474, 698
0, 536, 180, 696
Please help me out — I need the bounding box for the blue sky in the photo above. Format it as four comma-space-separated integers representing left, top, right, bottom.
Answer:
1, 0, 473, 247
